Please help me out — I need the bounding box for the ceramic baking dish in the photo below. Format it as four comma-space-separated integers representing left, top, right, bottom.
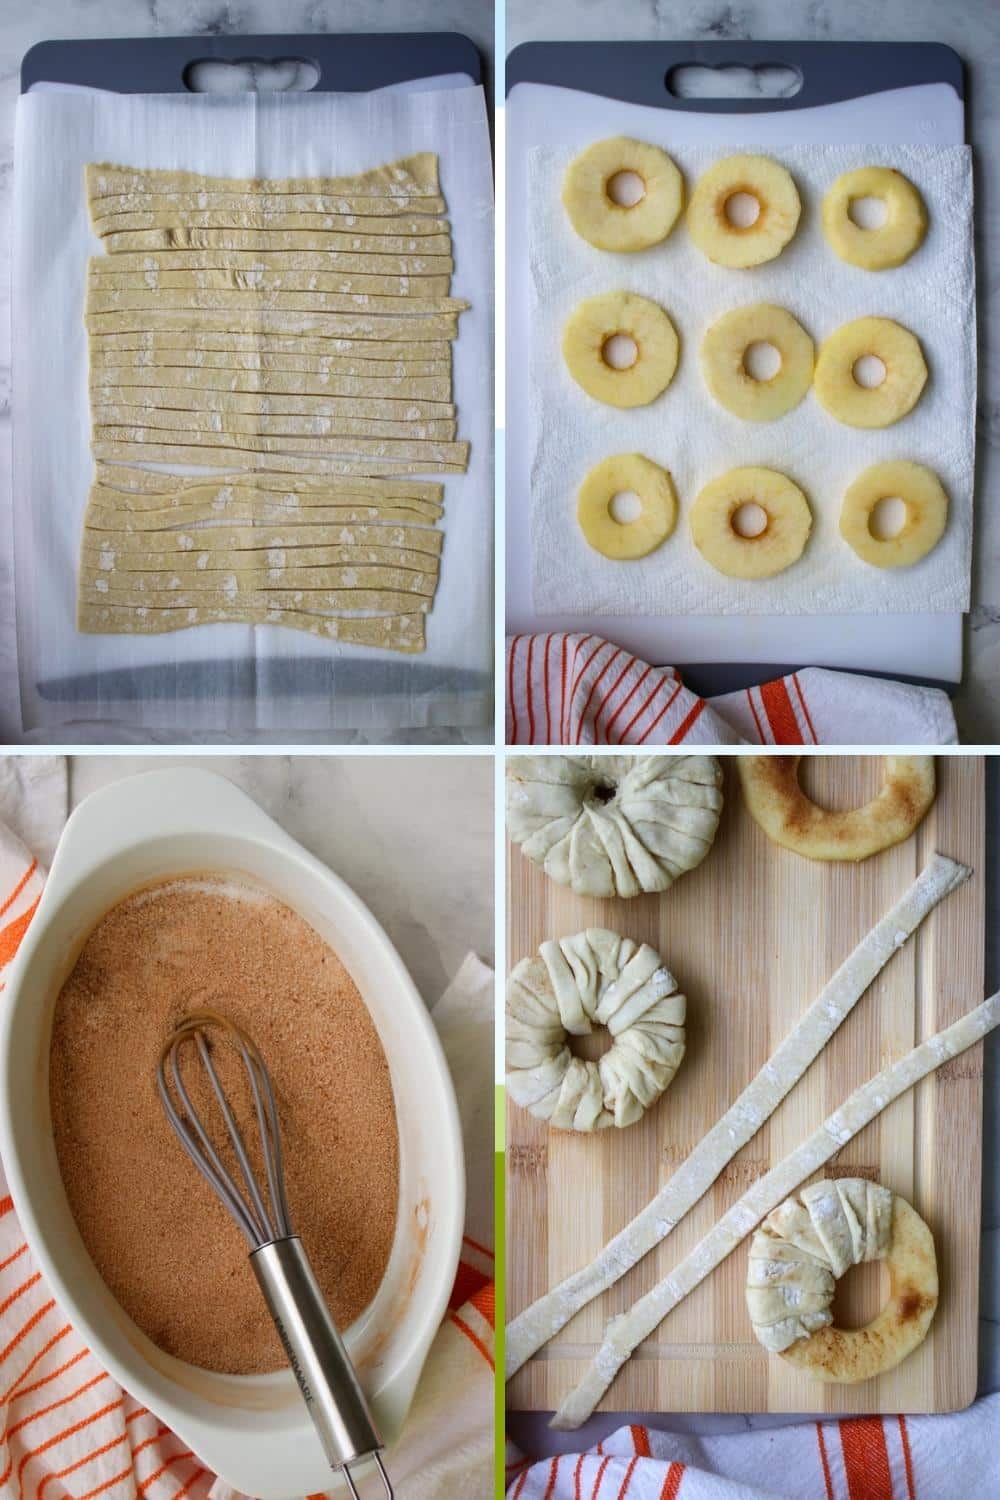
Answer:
0, 767, 464, 1499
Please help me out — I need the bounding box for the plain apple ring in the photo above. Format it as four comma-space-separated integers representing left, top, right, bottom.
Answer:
577, 453, 678, 560
562, 136, 684, 252
700, 304, 815, 422
814, 317, 928, 428
822, 166, 928, 270
687, 153, 801, 269
562, 291, 680, 407
840, 461, 949, 569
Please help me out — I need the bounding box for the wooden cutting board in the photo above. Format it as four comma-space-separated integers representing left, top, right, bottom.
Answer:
506, 756, 984, 1415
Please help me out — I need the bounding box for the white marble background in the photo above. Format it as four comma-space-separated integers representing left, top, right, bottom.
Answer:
0, 0, 494, 746
508, 0, 1000, 745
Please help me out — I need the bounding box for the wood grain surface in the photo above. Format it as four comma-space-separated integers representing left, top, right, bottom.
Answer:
506, 755, 984, 1415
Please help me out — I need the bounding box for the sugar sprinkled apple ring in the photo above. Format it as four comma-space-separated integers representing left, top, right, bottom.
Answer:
822, 166, 928, 270
506, 929, 686, 1132
562, 137, 684, 252
840, 460, 949, 569
747, 1178, 938, 1383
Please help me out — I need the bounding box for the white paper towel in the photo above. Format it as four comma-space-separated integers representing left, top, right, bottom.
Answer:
12, 79, 493, 735
529, 143, 975, 617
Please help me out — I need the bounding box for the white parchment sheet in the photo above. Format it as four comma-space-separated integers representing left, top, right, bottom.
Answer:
530, 143, 974, 617
12, 81, 493, 734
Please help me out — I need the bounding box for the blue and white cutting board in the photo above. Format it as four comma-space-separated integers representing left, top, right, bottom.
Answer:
505, 42, 967, 692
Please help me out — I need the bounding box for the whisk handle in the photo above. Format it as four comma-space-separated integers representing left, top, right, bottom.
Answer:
250, 1236, 383, 1474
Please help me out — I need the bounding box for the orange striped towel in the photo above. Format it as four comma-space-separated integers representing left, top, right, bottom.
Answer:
506, 634, 959, 746
506, 1405, 1000, 1498
0, 803, 493, 1500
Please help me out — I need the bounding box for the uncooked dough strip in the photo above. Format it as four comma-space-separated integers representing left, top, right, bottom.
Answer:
80, 585, 431, 614
506, 854, 969, 1378
82, 546, 440, 577
551, 986, 1000, 1429
91, 372, 452, 402
90, 465, 444, 502
93, 203, 447, 234
86, 310, 460, 340
91, 352, 450, 377
78, 602, 426, 651
94, 270, 453, 299
87, 155, 441, 198
90, 251, 455, 276
87, 286, 468, 316
103, 228, 452, 253
93, 408, 456, 442
90, 389, 454, 419
81, 563, 438, 594
85, 501, 444, 531
89, 331, 451, 359
94, 428, 469, 464
92, 192, 443, 218
86, 487, 443, 521
91, 444, 466, 477
84, 522, 444, 556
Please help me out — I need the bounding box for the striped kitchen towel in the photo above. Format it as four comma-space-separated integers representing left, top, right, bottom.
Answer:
506, 1404, 1000, 1499
0, 777, 492, 1500
506, 634, 959, 746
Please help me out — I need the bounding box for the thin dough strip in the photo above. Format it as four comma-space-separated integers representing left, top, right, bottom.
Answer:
86, 155, 441, 199
86, 310, 460, 340
89, 389, 454, 419
506, 854, 969, 1378
92, 192, 443, 218
92, 270, 452, 298
92, 203, 447, 234
80, 563, 438, 593
78, 602, 426, 651
89, 250, 455, 275
103, 225, 449, 253
89, 331, 451, 359
80, 586, 431, 614
551, 985, 1000, 1429
93, 408, 457, 441
87, 286, 468, 316
94, 428, 469, 463
91, 445, 467, 476
90, 465, 443, 502
84, 522, 443, 556
86, 484, 443, 518
85, 501, 444, 530
82, 545, 440, 576
91, 372, 452, 402
91, 352, 450, 377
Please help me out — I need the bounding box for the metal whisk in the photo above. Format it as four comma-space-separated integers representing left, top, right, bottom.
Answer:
157, 1009, 393, 1499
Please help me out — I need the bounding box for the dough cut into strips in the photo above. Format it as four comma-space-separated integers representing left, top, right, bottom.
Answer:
92, 371, 452, 402
506, 854, 969, 1379
84, 521, 444, 556
78, 602, 427, 651
92, 443, 466, 476
90, 389, 454, 419
86, 310, 461, 340
94, 269, 453, 299
81, 563, 439, 594
93, 408, 457, 442
103, 226, 449, 254
87, 154, 441, 200
92, 203, 447, 235
81, 585, 431, 614
87, 285, 468, 316
82, 545, 440, 576
94, 427, 469, 463
89, 330, 451, 360
89, 250, 455, 276
86, 480, 443, 517
93, 192, 443, 220
550, 986, 1000, 1429
91, 352, 450, 377
85, 500, 444, 530
90, 465, 443, 502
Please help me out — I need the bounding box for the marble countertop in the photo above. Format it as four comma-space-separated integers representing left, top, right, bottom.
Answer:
65, 752, 495, 1003
506, 0, 1000, 745
0, 0, 494, 746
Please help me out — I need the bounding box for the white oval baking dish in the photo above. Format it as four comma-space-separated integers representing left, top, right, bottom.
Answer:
0, 767, 464, 1500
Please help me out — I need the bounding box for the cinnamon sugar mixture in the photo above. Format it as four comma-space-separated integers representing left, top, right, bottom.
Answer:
49, 877, 399, 1375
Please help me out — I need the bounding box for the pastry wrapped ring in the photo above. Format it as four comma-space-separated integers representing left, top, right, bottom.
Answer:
747, 1178, 938, 1383
506, 929, 686, 1132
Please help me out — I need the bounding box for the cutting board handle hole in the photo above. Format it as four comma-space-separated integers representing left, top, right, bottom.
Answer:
665, 63, 803, 101
182, 57, 321, 93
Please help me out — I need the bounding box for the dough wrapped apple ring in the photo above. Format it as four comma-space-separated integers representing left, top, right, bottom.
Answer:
562, 292, 680, 408
506, 929, 686, 1131
506, 755, 722, 899
687, 154, 801, 269
840, 460, 949, 569
577, 453, 678, 560
821, 166, 928, 271
747, 1178, 938, 1382
814, 317, 927, 428
700, 304, 814, 422
738, 755, 935, 861
562, 137, 684, 252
